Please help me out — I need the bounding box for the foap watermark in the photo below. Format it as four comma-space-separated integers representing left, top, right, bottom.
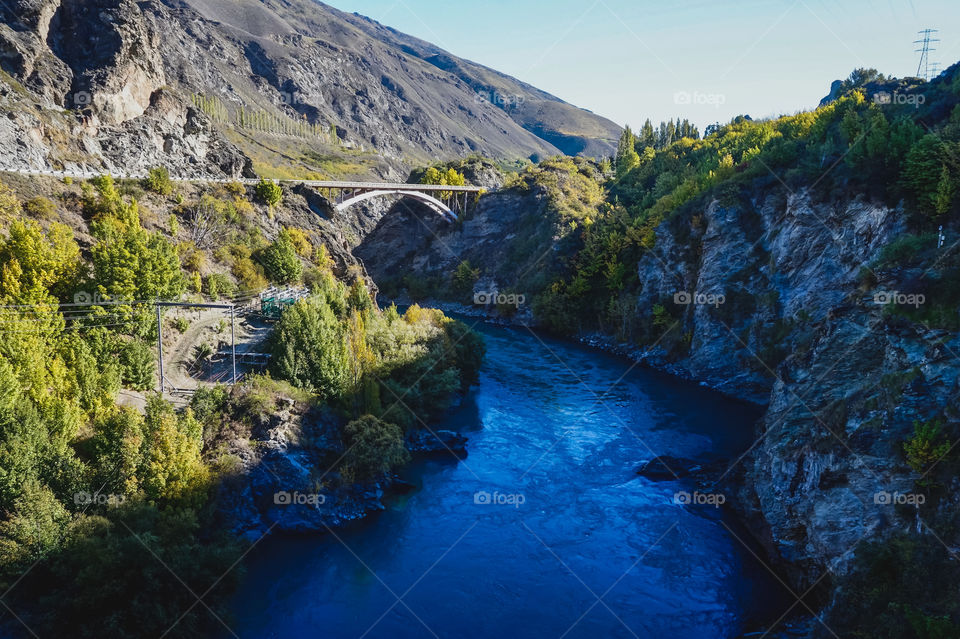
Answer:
872, 91, 926, 108
874, 490, 925, 506
674, 290, 726, 308
278, 91, 307, 106
74, 492, 125, 507
72, 91, 93, 107
73, 290, 134, 305
674, 490, 726, 508
474, 490, 525, 508
674, 90, 726, 108
474, 290, 526, 308
474, 91, 526, 108
873, 290, 925, 308
274, 490, 326, 506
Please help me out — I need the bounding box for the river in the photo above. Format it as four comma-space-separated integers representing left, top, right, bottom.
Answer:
228, 321, 790, 638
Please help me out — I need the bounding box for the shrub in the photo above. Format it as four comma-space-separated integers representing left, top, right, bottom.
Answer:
826, 534, 960, 638
254, 179, 282, 207
451, 260, 480, 296
204, 273, 236, 301
259, 231, 303, 284
144, 167, 173, 196
340, 415, 409, 481
118, 340, 155, 391
904, 419, 950, 479
224, 181, 246, 197
23, 197, 57, 220
284, 227, 313, 258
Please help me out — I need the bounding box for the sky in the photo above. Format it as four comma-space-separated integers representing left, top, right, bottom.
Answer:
326, 0, 960, 132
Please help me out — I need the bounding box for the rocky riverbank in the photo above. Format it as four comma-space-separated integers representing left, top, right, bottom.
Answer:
216, 392, 470, 539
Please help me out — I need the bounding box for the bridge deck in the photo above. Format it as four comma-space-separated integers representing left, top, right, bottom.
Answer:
298, 180, 484, 193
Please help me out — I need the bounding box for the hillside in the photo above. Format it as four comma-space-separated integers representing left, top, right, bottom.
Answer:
0, 0, 621, 179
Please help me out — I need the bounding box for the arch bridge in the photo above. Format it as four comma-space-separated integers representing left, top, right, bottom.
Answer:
302, 180, 484, 221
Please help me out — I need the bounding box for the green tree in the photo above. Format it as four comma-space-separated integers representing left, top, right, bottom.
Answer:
259, 230, 303, 284
254, 179, 283, 208
934, 166, 955, 217
340, 415, 409, 480
90, 198, 185, 304
451, 260, 480, 296
903, 135, 946, 215
118, 340, 156, 391
139, 396, 207, 504
144, 167, 173, 196
269, 298, 349, 399
615, 126, 641, 178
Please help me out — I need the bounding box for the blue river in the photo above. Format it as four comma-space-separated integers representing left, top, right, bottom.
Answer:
228, 321, 790, 638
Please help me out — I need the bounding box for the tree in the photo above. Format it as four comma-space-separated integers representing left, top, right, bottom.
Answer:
347, 279, 373, 312
90, 198, 185, 304
254, 179, 283, 208
269, 298, 349, 399
340, 415, 409, 480
934, 166, 955, 217
144, 167, 173, 196
451, 260, 480, 296
903, 135, 947, 215
638, 119, 656, 148
139, 396, 207, 504
615, 126, 641, 178
118, 340, 155, 391
0, 220, 82, 302
259, 231, 303, 284
184, 195, 229, 249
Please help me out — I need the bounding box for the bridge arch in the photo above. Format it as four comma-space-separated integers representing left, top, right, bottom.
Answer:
335, 189, 457, 221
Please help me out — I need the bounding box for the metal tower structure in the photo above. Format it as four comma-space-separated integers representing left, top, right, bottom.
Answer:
914, 29, 939, 80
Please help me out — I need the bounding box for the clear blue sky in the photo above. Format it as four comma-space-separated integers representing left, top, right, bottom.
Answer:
326, 0, 960, 132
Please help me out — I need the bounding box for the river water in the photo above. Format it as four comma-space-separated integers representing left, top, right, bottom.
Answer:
228, 321, 790, 638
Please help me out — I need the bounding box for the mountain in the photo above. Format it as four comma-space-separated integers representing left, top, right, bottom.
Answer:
0, 0, 621, 179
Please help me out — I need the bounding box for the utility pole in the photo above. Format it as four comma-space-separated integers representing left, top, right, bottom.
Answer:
914, 29, 939, 81
231, 304, 237, 384
156, 302, 164, 393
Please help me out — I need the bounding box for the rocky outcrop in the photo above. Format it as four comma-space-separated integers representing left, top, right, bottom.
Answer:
216, 392, 467, 538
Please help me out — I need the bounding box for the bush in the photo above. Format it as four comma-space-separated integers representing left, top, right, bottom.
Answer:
452, 260, 480, 296
254, 179, 282, 207
340, 415, 409, 481
22, 196, 57, 220
269, 298, 348, 399
284, 227, 313, 258
904, 419, 950, 479
144, 167, 173, 196
204, 273, 236, 301
118, 340, 155, 391
259, 231, 303, 284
